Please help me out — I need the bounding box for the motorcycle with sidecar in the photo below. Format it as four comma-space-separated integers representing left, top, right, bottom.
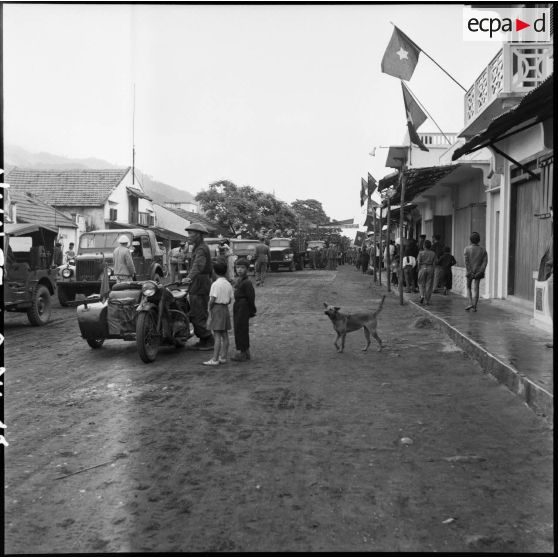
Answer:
76, 279, 192, 362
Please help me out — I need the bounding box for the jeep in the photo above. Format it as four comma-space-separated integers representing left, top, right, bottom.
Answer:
57, 228, 164, 305
4, 224, 58, 326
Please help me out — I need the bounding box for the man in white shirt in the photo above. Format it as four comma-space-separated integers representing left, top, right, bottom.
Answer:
402, 249, 417, 293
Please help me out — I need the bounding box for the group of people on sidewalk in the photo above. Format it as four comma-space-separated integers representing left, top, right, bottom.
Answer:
354, 232, 488, 311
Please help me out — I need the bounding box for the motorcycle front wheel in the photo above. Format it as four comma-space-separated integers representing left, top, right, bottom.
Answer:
136, 311, 160, 363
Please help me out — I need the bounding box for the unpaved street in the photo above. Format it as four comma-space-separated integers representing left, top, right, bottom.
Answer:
4, 266, 553, 553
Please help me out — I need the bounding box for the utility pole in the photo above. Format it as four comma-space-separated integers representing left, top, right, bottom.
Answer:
386, 195, 391, 292
372, 206, 377, 283
132, 84, 136, 185
398, 171, 407, 305
378, 204, 383, 286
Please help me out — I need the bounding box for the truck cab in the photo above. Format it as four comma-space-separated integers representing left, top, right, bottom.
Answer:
4, 224, 58, 326
269, 237, 295, 272
57, 228, 164, 305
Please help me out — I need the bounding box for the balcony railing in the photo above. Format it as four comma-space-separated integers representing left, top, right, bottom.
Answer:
418, 132, 457, 147
464, 42, 553, 128
129, 211, 155, 227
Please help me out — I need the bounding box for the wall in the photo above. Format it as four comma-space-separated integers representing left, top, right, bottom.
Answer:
152, 203, 191, 236
58, 206, 104, 231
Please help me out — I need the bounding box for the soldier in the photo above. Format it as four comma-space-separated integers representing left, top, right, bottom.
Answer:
184, 223, 214, 351
113, 235, 136, 283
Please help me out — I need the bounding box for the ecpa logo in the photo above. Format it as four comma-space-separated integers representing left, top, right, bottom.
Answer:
463, 7, 551, 42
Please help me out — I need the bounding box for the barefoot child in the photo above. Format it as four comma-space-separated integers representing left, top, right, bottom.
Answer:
231, 258, 256, 362
203, 261, 234, 366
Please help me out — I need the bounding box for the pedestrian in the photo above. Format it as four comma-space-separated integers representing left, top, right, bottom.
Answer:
231, 258, 256, 362
402, 248, 416, 293
52, 242, 63, 267
438, 246, 457, 295
113, 235, 136, 283
203, 261, 234, 366
464, 232, 488, 312
417, 239, 436, 305
355, 248, 362, 270
432, 234, 444, 292
169, 241, 188, 283
310, 247, 317, 270
391, 252, 400, 286
184, 222, 214, 351
65, 242, 76, 263
254, 236, 271, 286
361, 246, 370, 274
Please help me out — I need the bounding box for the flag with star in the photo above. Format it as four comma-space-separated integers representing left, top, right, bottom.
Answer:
360, 177, 367, 206
381, 26, 421, 81
401, 82, 429, 152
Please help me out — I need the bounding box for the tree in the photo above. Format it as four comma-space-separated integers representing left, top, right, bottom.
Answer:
291, 199, 329, 229
195, 180, 298, 238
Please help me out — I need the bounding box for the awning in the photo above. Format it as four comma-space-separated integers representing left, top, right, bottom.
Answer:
378, 165, 461, 206
452, 74, 553, 161
151, 227, 188, 242
126, 187, 153, 201
5, 223, 58, 235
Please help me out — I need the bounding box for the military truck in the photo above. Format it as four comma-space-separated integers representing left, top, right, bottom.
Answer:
4, 224, 58, 326
269, 237, 296, 272
56, 228, 165, 305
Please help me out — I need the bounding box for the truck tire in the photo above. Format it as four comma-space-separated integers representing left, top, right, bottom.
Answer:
86, 337, 105, 349
57, 285, 74, 307
27, 284, 52, 326
136, 311, 160, 363
289, 261, 295, 272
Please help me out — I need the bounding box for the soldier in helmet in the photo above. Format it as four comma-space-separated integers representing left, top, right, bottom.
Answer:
113, 235, 136, 283
184, 222, 214, 350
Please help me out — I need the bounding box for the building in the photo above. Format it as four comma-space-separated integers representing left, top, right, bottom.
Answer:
164, 201, 201, 214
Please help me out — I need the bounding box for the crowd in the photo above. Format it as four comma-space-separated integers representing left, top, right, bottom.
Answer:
352, 232, 488, 311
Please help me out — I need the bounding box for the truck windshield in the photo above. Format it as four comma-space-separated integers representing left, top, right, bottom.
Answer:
79, 232, 129, 250
270, 239, 290, 248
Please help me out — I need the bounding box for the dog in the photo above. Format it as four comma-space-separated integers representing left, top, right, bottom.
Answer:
323, 295, 385, 353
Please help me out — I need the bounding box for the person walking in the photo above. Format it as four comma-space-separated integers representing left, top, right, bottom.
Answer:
402, 248, 416, 293
432, 234, 444, 292
438, 246, 457, 295
254, 236, 271, 286
184, 222, 214, 350
355, 248, 362, 271
231, 258, 256, 362
416, 239, 436, 305
464, 232, 488, 312
113, 235, 136, 283
361, 246, 370, 274
203, 261, 234, 366
169, 241, 188, 283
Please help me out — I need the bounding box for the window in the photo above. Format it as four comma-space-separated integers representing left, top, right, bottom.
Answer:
109, 208, 118, 221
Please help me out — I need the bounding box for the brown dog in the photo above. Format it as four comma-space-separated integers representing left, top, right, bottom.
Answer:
323, 295, 385, 353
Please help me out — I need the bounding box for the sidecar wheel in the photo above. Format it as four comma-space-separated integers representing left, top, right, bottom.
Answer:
86, 337, 105, 349
137, 311, 159, 363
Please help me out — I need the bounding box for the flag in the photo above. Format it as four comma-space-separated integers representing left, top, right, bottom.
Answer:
401, 82, 429, 152
360, 177, 367, 207
381, 26, 421, 81
99, 263, 111, 302
367, 173, 377, 202
354, 231, 365, 246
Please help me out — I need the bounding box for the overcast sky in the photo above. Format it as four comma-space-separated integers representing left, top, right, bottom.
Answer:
4, 3, 501, 221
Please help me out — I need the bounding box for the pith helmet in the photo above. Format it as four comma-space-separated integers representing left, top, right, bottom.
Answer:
185, 222, 209, 234
118, 235, 130, 245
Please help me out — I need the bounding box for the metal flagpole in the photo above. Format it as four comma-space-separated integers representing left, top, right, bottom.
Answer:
386, 198, 391, 292
378, 205, 383, 286
372, 206, 377, 284
398, 171, 407, 305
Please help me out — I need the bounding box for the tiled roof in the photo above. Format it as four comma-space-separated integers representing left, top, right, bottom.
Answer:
6, 167, 131, 207
10, 189, 77, 229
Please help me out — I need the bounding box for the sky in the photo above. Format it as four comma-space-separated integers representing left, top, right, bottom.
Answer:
3, 3, 502, 222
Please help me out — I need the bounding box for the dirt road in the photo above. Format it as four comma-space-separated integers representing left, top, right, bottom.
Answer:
4, 266, 553, 553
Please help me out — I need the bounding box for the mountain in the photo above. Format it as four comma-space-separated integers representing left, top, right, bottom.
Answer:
4, 144, 197, 205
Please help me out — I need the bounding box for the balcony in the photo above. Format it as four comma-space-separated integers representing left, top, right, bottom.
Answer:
462, 42, 553, 137
129, 211, 155, 227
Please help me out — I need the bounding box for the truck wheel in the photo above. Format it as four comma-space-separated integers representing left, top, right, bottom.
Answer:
136, 311, 160, 363
86, 337, 105, 349
27, 285, 52, 326
58, 285, 73, 307
289, 262, 295, 272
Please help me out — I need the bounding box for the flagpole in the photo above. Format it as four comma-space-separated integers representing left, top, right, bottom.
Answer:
405, 83, 454, 144
389, 22, 467, 92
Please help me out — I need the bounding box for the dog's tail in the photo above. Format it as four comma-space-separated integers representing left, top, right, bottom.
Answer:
374, 295, 386, 316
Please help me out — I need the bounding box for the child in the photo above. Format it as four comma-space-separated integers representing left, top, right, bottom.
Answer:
203, 261, 234, 366
438, 246, 457, 295
231, 258, 256, 362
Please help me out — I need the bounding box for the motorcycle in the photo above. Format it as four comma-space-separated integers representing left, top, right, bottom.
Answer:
76, 279, 192, 363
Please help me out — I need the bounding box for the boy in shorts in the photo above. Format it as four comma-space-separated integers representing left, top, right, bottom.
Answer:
203, 261, 234, 366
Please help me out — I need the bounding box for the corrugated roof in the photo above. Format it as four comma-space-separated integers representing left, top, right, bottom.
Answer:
10, 189, 77, 229
6, 167, 131, 207
452, 74, 554, 160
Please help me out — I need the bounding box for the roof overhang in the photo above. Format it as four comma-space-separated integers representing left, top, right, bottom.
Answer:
151, 227, 188, 242
127, 187, 153, 201
385, 146, 408, 169
5, 223, 58, 235
453, 74, 553, 161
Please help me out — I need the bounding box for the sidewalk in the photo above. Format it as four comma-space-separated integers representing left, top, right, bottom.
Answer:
373, 271, 553, 422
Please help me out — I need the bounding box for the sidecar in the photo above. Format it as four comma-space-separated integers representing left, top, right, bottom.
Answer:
76, 282, 144, 348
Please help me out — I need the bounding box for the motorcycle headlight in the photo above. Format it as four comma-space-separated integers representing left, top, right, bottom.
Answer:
142, 281, 157, 298
62, 268, 73, 278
